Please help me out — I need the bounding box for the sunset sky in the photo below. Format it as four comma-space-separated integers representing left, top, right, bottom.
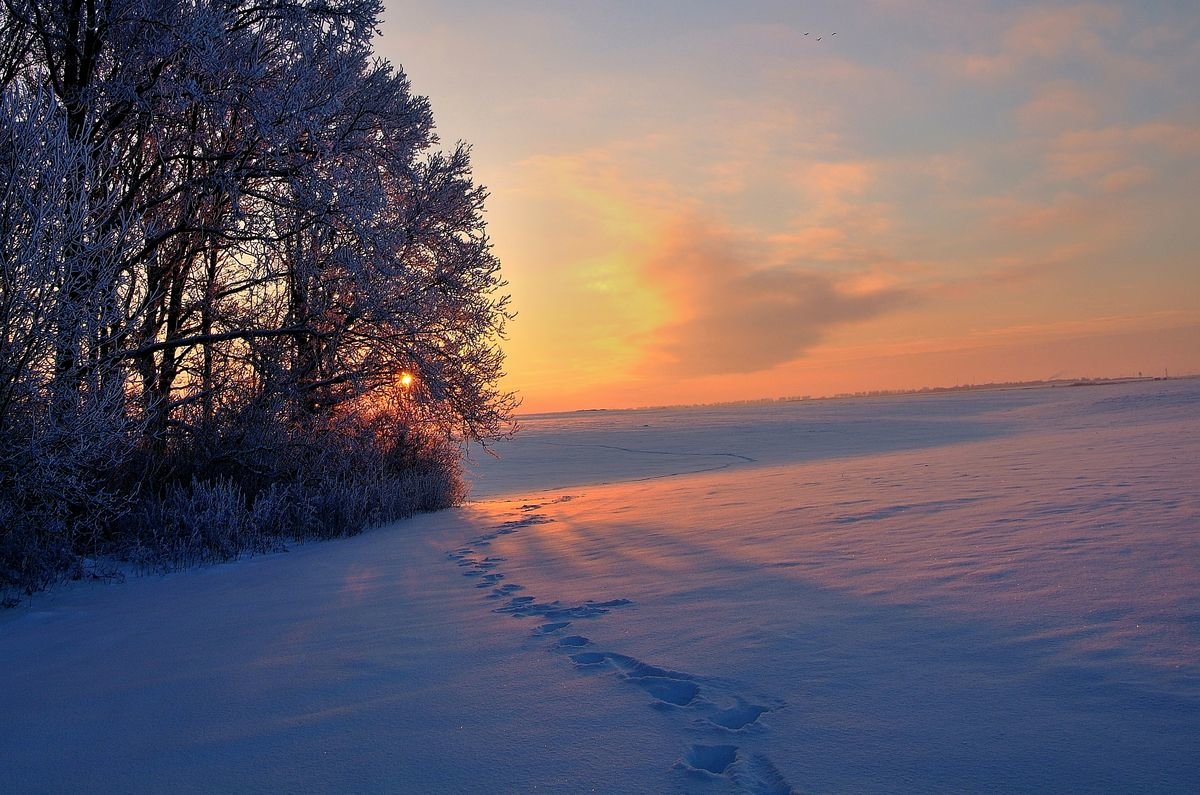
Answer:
378, 1, 1199, 413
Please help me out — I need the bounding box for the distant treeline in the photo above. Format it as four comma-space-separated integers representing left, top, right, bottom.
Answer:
0, 1, 515, 602
582, 376, 1183, 415
791, 376, 1182, 402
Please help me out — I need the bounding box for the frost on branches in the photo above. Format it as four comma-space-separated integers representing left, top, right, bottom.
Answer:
0, 0, 516, 598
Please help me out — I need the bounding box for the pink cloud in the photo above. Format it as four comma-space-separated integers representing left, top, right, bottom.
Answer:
1045, 122, 1200, 184
1003, 4, 1120, 60
941, 3, 1123, 81
1016, 80, 1099, 131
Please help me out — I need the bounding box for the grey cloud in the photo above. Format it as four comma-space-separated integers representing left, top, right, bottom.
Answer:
643, 228, 910, 376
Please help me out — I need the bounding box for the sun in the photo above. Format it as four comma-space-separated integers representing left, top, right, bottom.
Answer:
398, 372, 414, 389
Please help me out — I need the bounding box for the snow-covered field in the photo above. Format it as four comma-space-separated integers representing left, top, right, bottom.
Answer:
3, 379, 1198, 792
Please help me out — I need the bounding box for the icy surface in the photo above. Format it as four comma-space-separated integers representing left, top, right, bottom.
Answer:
3, 380, 1199, 792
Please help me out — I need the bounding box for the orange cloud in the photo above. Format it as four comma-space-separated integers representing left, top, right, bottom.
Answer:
825, 310, 1198, 361
802, 161, 873, 202
639, 220, 911, 376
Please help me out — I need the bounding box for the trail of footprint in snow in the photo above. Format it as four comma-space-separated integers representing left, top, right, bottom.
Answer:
447, 502, 796, 793
449, 513, 632, 611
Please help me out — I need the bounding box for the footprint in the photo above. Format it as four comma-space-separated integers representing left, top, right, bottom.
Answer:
675, 747, 797, 793
708, 702, 771, 731
556, 635, 590, 648
487, 583, 523, 600
730, 753, 797, 795
534, 621, 571, 635
604, 653, 694, 682
589, 598, 633, 609
519, 496, 575, 512
632, 676, 700, 706
563, 651, 701, 706
677, 744, 738, 775
493, 596, 633, 620
569, 652, 609, 667
495, 514, 554, 533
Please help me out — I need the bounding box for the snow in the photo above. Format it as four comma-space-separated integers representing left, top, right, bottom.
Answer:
3, 379, 1199, 792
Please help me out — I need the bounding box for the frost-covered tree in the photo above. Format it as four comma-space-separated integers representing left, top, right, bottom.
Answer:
0, 0, 515, 598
